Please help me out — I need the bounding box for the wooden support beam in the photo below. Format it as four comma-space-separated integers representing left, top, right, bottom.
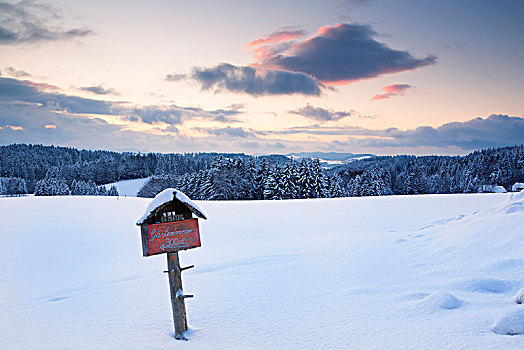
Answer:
178, 294, 194, 299
180, 265, 195, 272
167, 252, 188, 340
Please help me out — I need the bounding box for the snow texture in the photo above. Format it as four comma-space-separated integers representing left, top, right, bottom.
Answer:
418, 292, 464, 310
0, 191, 523, 349
104, 177, 150, 197
136, 188, 207, 225
492, 308, 524, 335
516, 288, 524, 304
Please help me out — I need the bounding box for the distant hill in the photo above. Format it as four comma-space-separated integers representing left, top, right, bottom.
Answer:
287, 152, 376, 168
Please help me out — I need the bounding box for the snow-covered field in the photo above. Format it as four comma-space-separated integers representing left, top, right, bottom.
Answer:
103, 177, 150, 196
1, 193, 523, 349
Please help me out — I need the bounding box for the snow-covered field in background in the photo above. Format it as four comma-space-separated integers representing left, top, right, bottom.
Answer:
1, 193, 523, 349
103, 177, 150, 196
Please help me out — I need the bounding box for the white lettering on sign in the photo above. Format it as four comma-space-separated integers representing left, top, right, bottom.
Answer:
160, 237, 196, 251
149, 227, 194, 243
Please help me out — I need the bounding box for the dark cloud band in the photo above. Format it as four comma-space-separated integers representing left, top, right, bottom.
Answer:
0, 77, 245, 125
262, 114, 524, 150
189, 63, 322, 96
79, 85, 118, 95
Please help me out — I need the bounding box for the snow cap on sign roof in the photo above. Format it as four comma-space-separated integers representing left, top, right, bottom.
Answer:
136, 188, 207, 225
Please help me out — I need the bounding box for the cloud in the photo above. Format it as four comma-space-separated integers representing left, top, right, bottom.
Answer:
262, 114, 524, 150
0, 1, 94, 45
289, 104, 351, 122
0, 98, 258, 153
0, 77, 113, 114
179, 22, 434, 96
79, 85, 118, 95
236, 141, 259, 149
247, 28, 307, 48
121, 104, 244, 125
124, 106, 183, 125
341, 0, 371, 6
267, 141, 286, 149
4, 66, 30, 77
0, 77, 246, 126
338, 0, 371, 8
255, 125, 379, 136
246, 28, 307, 61
190, 63, 322, 96
0, 102, 120, 146
371, 83, 412, 100
375, 114, 524, 149
196, 126, 254, 138
165, 73, 186, 82
253, 23, 436, 84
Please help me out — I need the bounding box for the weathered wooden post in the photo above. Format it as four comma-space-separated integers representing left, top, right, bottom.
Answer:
136, 188, 207, 340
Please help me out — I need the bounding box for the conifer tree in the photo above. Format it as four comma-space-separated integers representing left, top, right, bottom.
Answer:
34, 178, 70, 196
107, 185, 119, 196
253, 158, 269, 200
281, 158, 298, 199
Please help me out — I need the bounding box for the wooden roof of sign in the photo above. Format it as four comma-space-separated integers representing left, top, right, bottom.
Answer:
136, 188, 207, 225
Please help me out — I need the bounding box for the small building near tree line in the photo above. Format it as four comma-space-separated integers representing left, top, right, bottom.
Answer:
511, 182, 524, 192
477, 185, 507, 193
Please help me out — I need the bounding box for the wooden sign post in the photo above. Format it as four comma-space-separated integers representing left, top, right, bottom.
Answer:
137, 189, 207, 341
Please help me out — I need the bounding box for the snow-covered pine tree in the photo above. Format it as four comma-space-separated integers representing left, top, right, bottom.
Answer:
246, 158, 258, 200
96, 185, 108, 196
264, 165, 285, 200
346, 175, 362, 197
0, 177, 27, 196
281, 158, 298, 199
327, 173, 345, 198
252, 158, 269, 200
107, 185, 119, 196
192, 171, 208, 199
199, 171, 215, 200
34, 178, 70, 196
10, 177, 27, 196
70, 179, 79, 195
310, 158, 327, 198
263, 166, 277, 200
205, 156, 237, 200
298, 158, 313, 198
177, 173, 189, 194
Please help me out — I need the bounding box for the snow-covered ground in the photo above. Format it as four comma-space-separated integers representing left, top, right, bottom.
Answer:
0, 193, 523, 349
103, 177, 150, 197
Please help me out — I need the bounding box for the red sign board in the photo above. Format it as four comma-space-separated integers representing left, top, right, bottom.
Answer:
144, 218, 201, 256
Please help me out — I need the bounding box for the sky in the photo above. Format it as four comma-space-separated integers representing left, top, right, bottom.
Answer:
0, 0, 523, 155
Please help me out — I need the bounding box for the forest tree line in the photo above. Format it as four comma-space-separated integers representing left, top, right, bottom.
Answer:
0, 144, 287, 194
0, 143, 523, 198
138, 145, 524, 200
336, 145, 524, 196
137, 145, 524, 199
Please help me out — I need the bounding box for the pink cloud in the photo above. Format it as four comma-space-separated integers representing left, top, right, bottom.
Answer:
246, 29, 307, 62
249, 23, 435, 85
23, 80, 60, 91
246, 29, 306, 48
371, 84, 412, 100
